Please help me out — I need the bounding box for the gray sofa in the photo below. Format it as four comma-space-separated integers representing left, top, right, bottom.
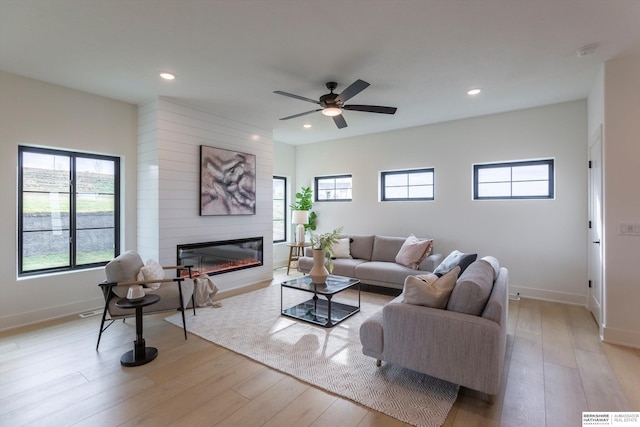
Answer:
297, 235, 443, 289
359, 258, 508, 401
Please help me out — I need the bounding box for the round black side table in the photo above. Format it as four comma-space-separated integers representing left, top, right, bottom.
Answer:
115, 294, 161, 367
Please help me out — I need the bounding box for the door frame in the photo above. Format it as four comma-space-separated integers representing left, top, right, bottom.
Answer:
587, 125, 604, 334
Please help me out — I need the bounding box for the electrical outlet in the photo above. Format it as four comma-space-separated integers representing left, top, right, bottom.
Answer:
619, 222, 640, 236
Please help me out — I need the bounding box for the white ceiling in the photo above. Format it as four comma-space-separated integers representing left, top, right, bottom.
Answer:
2, 0, 640, 145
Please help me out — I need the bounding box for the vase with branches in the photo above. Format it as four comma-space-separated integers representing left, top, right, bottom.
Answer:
310, 227, 343, 279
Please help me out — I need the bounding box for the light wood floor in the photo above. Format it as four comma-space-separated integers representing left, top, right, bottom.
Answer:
1, 270, 638, 427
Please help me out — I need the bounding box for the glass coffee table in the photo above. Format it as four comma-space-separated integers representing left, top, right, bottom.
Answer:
281, 275, 360, 328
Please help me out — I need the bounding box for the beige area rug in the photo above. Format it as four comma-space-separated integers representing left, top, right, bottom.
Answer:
165, 284, 458, 427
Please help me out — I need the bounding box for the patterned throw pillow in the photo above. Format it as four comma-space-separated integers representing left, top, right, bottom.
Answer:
137, 259, 165, 290
395, 235, 433, 269
433, 250, 477, 277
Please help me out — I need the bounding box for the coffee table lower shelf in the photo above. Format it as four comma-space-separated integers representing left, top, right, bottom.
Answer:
282, 297, 359, 328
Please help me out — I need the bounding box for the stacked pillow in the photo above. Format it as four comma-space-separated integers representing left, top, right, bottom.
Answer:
137, 259, 165, 290
330, 238, 352, 259
402, 266, 460, 308
395, 234, 433, 269
433, 250, 477, 277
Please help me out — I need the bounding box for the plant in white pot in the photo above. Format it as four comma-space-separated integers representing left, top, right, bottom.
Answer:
290, 186, 317, 244
309, 227, 343, 284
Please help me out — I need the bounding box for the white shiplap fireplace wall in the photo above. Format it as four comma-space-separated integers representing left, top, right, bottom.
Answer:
137, 97, 274, 292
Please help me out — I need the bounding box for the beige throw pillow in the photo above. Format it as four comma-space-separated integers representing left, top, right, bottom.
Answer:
137, 259, 165, 290
395, 235, 433, 269
331, 238, 352, 258
402, 266, 460, 308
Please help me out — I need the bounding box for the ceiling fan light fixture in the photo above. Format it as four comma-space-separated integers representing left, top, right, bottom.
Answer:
321, 107, 342, 117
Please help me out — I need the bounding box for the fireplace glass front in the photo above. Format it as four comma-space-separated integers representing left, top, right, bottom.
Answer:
176, 237, 263, 277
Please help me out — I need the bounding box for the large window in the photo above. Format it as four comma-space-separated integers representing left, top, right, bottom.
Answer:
315, 175, 352, 201
18, 146, 120, 276
381, 168, 434, 201
473, 159, 554, 200
273, 176, 286, 243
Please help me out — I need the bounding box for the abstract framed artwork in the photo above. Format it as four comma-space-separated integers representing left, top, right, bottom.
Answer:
200, 145, 256, 216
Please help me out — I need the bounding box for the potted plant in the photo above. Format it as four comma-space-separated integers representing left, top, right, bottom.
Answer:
290, 186, 317, 243
309, 226, 343, 283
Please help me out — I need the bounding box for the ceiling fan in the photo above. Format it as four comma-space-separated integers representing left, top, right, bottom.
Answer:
273, 79, 397, 129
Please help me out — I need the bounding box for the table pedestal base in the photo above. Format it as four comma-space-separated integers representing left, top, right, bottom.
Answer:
120, 345, 158, 366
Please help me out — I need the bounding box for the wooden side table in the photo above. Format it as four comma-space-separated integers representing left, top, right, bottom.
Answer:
115, 294, 160, 366
286, 243, 311, 275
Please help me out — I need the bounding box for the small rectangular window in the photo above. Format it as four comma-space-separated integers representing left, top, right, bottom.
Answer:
273, 176, 286, 243
315, 175, 352, 201
381, 168, 434, 201
473, 159, 554, 200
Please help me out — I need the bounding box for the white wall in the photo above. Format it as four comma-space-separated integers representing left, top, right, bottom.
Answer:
0, 70, 138, 330
602, 54, 640, 347
295, 101, 588, 304
138, 98, 274, 292
273, 141, 297, 268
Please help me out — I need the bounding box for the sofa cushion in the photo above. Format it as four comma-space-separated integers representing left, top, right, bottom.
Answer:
331, 238, 352, 259
446, 260, 495, 315
433, 250, 477, 277
371, 235, 407, 262
402, 266, 459, 308
324, 258, 368, 278
347, 235, 375, 260
395, 235, 433, 269
355, 261, 433, 288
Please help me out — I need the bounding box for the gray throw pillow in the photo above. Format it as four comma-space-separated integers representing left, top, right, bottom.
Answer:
433, 250, 477, 277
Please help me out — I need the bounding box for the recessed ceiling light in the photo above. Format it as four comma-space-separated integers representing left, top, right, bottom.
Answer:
160, 72, 176, 81
576, 43, 598, 58
467, 88, 482, 95
303, 124, 312, 128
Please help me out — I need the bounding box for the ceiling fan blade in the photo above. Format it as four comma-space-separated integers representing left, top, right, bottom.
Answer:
335, 79, 370, 104
273, 90, 321, 105
343, 104, 397, 114
333, 114, 348, 129
279, 109, 322, 120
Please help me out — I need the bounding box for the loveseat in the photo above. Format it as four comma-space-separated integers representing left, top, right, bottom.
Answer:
359, 257, 508, 401
297, 235, 443, 289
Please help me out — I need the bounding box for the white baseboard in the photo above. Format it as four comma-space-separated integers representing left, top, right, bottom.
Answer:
602, 326, 640, 349
0, 297, 104, 332
508, 285, 587, 306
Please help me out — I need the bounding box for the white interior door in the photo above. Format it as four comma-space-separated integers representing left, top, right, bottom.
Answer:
588, 126, 603, 329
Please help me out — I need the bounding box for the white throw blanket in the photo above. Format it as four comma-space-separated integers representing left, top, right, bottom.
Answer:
193, 275, 219, 307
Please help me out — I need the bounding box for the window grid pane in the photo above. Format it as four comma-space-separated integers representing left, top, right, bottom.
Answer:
272, 176, 286, 243
474, 160, 553, 200
382, 169, 434, 201
315, 175, 352, 201
19, 146, 120, 276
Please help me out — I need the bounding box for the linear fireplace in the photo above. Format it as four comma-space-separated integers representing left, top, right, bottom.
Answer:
176, 237, 263, 277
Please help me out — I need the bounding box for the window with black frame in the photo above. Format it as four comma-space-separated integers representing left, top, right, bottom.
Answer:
473, 159, 554, 200
381, 168, 434, 201
273, 176, 287, 243
315, 174, 352, 201
18, 146, 120, 276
